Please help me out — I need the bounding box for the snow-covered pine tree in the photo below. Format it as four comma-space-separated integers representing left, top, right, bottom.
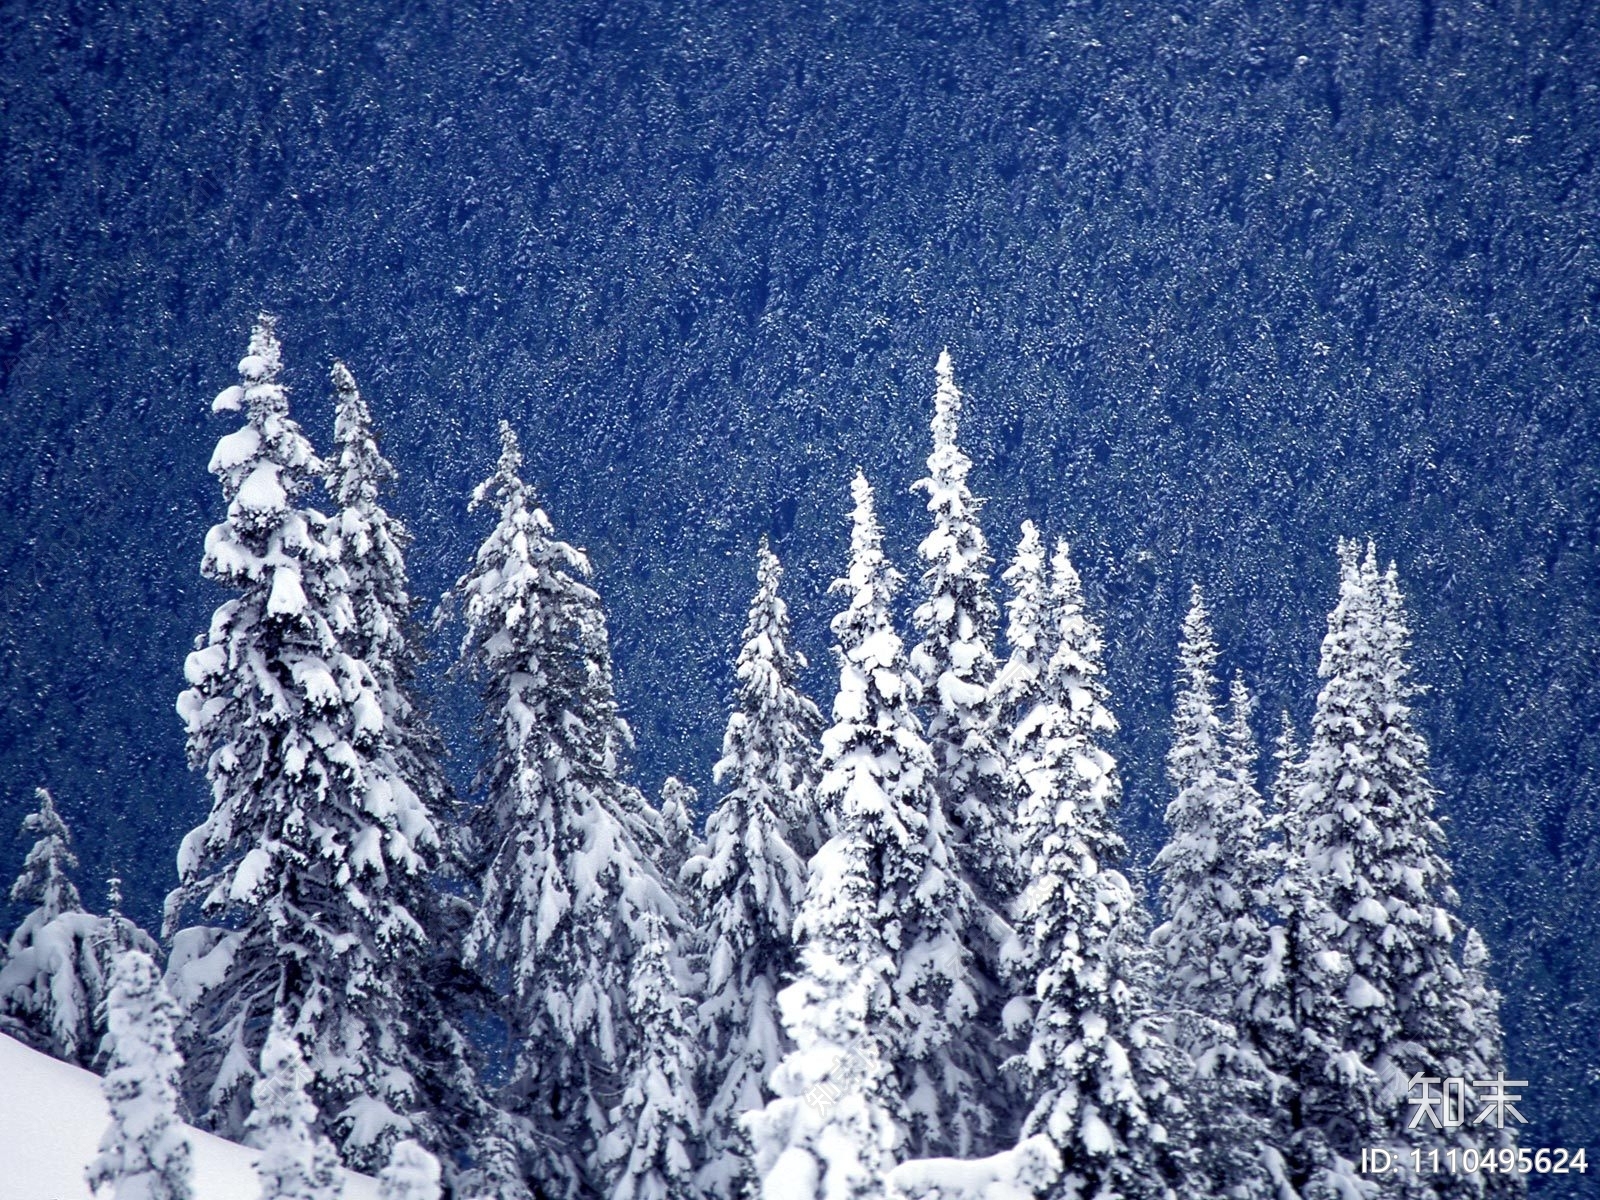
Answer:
1268, 542, 1390, 1197
379, 1141, 443, 1200
8, 787, 79, 931
844, 470, 990, 1157
324, 359, 490, 1172
2, 786, 86, 1055
169, 318, 455, 1169
985, 521, 1049, 896
599, 912, 701, 1200
748, 471, 984, 1195
1153, 587, 1231, 1004
1152, 593, 1281, 1046
989, 520, 1049, 1033
86, 950, 194, 1200
656, 776, 700, 887
743, 816, 901, 1200
327, 360, 455, 841
1009, 539, 1192, 1200
1220, 678, 1299, 1153
1222, 673, 1277, 931
249, 1012, 342, 1200
909, 350, 1013, 907
1150, 591, 1281, 1198
686, 539, 824, 1200
450, 421, 681, 1198
0, 788, 157, 1066
1276, 541, 1507, 1198
908, 359, 1016, 1132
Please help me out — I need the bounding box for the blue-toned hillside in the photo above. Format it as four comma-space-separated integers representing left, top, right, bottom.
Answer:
1, 1, 1595, 1188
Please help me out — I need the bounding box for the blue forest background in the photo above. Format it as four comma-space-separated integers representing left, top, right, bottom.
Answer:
0, 0, 1595, 1189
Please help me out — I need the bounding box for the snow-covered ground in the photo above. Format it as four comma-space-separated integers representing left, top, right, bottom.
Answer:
0, 1032, 377, 1200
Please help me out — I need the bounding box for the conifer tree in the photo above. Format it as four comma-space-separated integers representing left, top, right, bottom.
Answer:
450, 422, 680, 1197
992, 523, 1050, 770
9, 787, 79, 930
749, 471, 985, 1195
1269, 543, 1389, 1197
656, 776, 701, 886
0, 788, 156, 1066
1010, 539, 1191, 1200
744, 805, 901, 1200
1220, 676, 1295, 1085
2, 787, 87, 1056
991, 520, 1049, 926
87, 950, 195, 1200
600, 912, 701, 1200
1275, 541, 1513, 1198
909, 354, 1018, 1157
169, 318, 453, 1169
909, 350, 1012, 907
324, 359, 493, 1178
327, 361, 453, 832
987, 521, 1052, 1108
686, 540, 824, 1200
1152, 590, 1278, 1044
847, 471, 992, 1157
249, 1013, 342, 1200
1150, 593, 1281, 1198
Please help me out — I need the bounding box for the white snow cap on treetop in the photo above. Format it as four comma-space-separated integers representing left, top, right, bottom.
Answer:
932, 348, 960, 442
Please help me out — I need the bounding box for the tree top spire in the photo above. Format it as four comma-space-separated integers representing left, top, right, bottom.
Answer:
470, 420, 530, 516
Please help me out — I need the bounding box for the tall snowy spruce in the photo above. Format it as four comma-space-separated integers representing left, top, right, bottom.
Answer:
747, 471, 980, 1196
849, 470, 991, 1158
1008, 538, 1192, 1200
1151, 590, 1283, 1198
909, 350, 1015, 927
0, 788, 156, 1066
324, 359, 488, 1166
7, 787, 78, 928
327, 360, 456, 842
744, 812, 901, 1200
450, 422, 682, 1198
1274, 541, 1520, 1199
86, 950, 194, 1200
598, 912, 702, 1200
991, 520, 1051, 895
685, 539, 824, 1200
169, 319, 460, 1170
